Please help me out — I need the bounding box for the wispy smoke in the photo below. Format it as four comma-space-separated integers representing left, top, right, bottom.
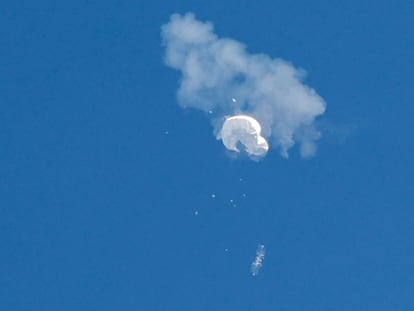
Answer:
251, 244, 266, 276
161, 13, 326, 158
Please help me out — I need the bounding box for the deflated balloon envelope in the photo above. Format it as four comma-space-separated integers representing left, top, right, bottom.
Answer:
219, 115, 269, 157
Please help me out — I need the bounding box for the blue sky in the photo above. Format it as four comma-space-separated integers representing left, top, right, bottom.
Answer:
1, 1, 414, 310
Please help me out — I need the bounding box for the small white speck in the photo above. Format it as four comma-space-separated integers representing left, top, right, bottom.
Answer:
208, 110, 213, 114
229, 199, 234, 203
231, 98, 237, 103
164, 131, 169, 135
211, 194, 216, 198
194, 211, 199, 215
239, 177, 243, 182
242, 193, 246, 198
224, 248, 229, 252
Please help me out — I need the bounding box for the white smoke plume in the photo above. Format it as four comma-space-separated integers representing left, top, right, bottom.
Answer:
251, 244, 266, 276
161, 13, 326, 158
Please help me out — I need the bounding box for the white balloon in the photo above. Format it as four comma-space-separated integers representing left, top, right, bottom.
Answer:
219, 115, 269, 157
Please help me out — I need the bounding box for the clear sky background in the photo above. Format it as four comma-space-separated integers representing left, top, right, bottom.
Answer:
1, 1, 414, 310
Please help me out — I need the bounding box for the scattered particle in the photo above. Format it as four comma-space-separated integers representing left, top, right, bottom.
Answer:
232, 97, 237, 103
242, 193, 246, 198
211, 194, 216, 198
164, 131, 169, 135
194, 211, 199, 215
224, 248, 229, 252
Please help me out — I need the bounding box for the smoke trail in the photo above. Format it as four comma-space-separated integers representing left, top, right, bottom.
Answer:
251, 244, 265, 276
161, 13, 326, 158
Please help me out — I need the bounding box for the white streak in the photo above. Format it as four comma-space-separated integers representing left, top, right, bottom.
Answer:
251, 244, 266, 276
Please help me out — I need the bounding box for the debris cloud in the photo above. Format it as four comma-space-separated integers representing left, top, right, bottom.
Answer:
161, 13, 326, 158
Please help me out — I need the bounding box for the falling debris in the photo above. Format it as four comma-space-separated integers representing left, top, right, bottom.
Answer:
211, 194, 216, 198
194, 211, 199, 215
231, 98, 237, 103
251, 244, 266, 276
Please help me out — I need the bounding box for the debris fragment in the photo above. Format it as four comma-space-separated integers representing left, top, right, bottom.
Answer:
251, 244, 266, 276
